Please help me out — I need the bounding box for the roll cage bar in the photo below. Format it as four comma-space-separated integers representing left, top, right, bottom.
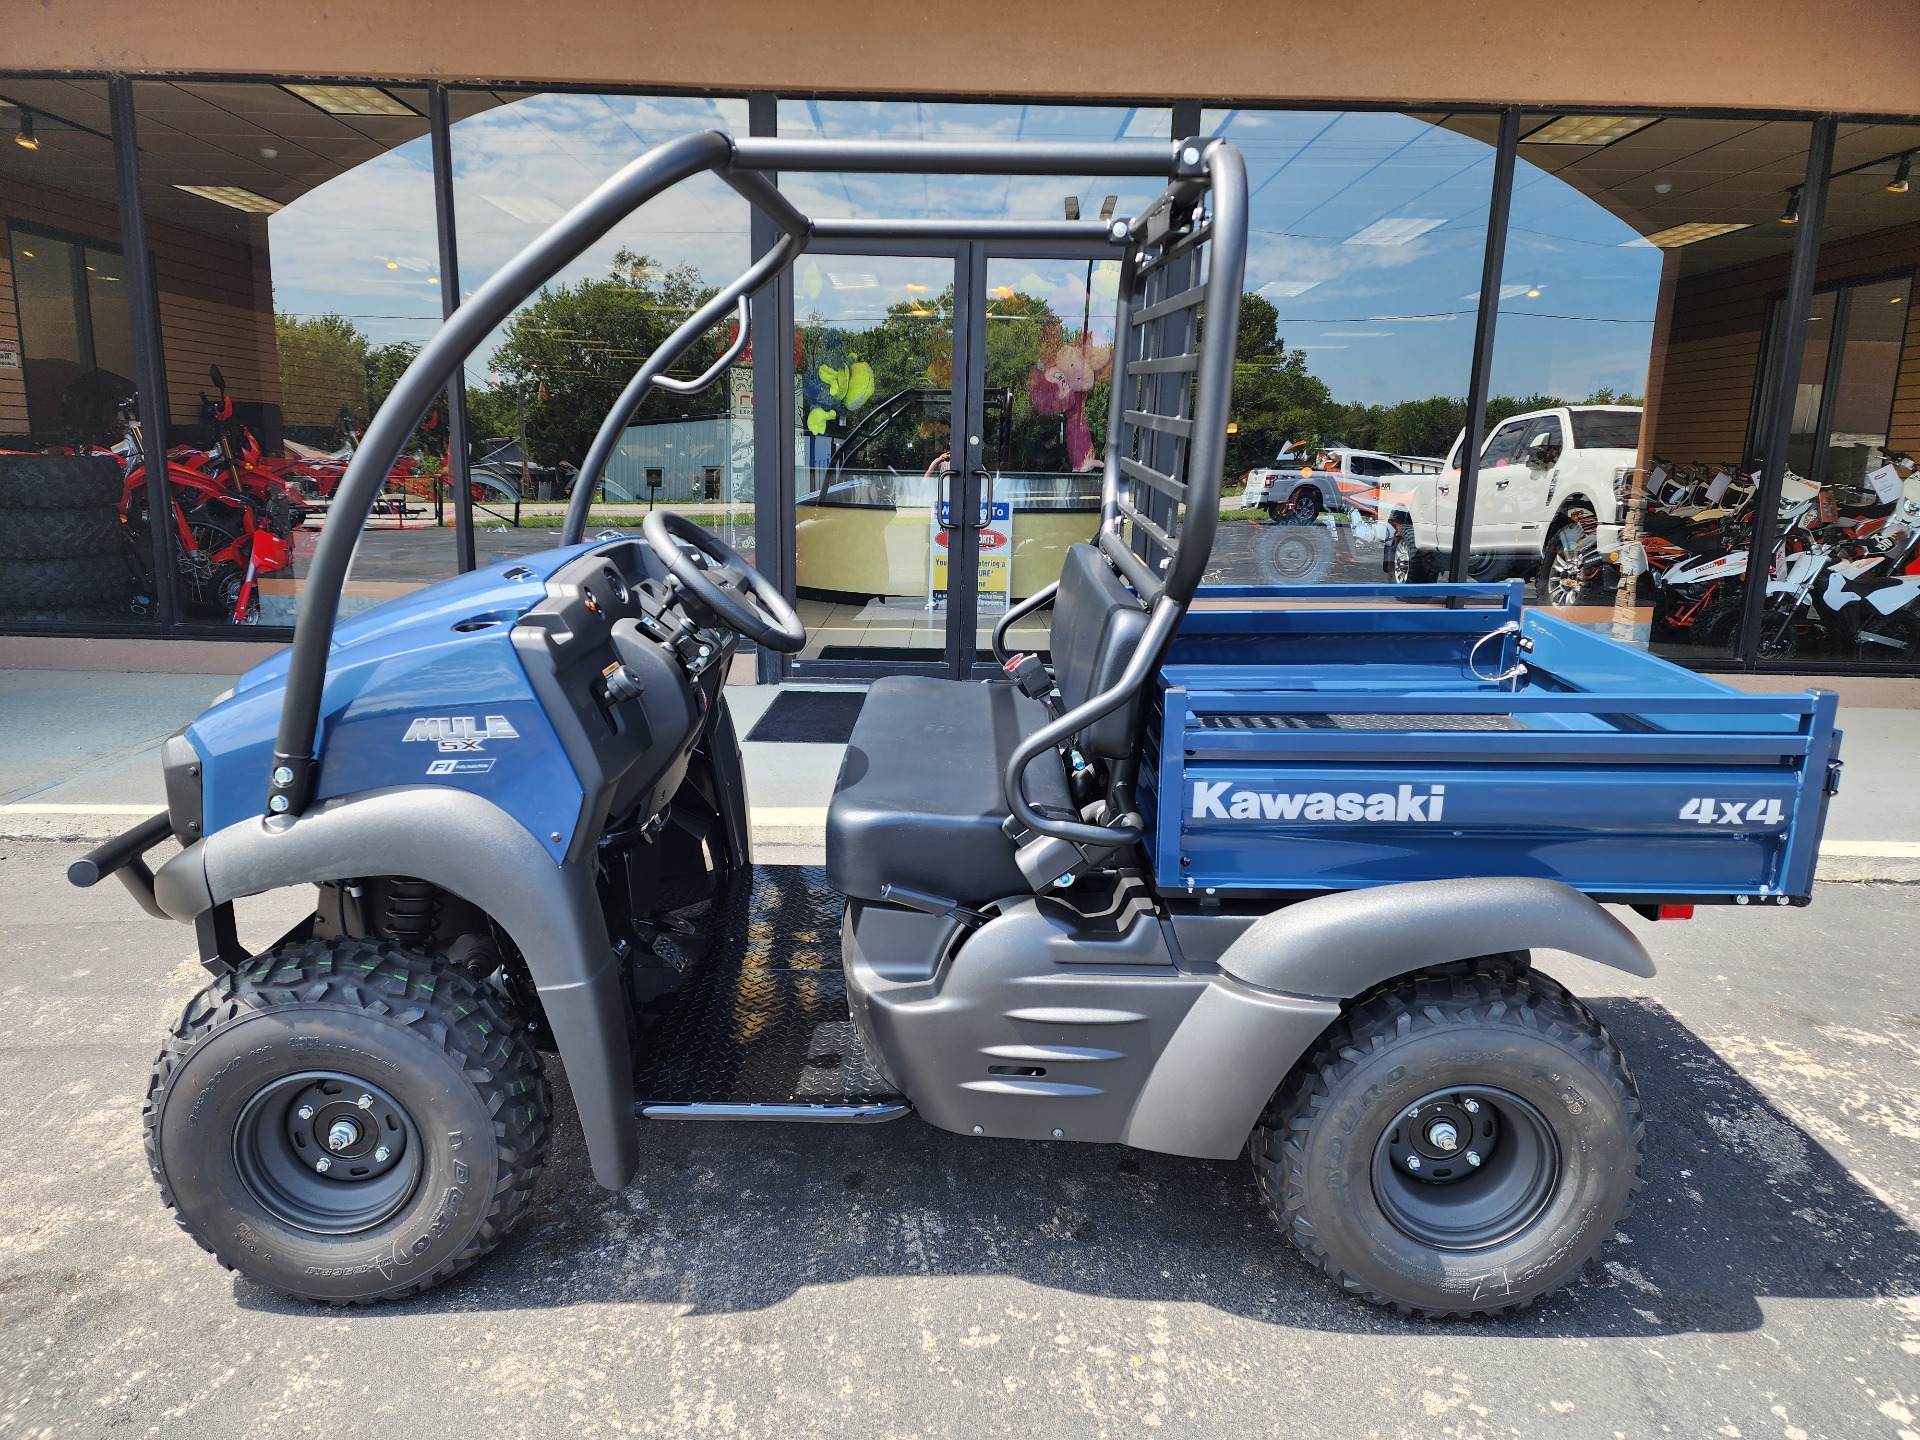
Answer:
264, 131, 1248, 862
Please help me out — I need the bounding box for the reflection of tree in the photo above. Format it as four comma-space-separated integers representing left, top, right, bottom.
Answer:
468, 249, 724, 466
273, 314, 444, 455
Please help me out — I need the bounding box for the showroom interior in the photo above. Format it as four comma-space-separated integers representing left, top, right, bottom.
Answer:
1, 66, 1917, 681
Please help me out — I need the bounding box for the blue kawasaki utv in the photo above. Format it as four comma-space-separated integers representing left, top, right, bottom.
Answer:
73, 132, 1842, 1315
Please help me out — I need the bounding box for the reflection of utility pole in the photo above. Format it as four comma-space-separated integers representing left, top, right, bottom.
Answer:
516, 387, 531, 502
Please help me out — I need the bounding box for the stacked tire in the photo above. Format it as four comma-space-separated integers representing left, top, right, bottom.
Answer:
0, 455, 136, 623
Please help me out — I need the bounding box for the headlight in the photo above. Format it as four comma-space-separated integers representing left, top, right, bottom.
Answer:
1613, 466, 1636, 510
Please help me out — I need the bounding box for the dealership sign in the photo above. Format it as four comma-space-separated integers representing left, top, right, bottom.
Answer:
929, 499, 1012, 612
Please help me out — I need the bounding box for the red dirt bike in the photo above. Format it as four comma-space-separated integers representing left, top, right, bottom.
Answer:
116, 370, 294, 623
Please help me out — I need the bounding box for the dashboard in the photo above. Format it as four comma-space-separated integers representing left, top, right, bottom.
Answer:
509, 538, 740, 857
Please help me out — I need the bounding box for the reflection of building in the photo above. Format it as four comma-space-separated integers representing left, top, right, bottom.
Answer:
608, 414, 748, 504
0, 10, 1917, 679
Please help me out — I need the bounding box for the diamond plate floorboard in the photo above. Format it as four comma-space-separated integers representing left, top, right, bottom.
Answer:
634, 865, 902, 1108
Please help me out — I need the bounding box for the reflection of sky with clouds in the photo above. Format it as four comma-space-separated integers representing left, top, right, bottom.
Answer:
1209, 108, 1663, 411
268, 97, 1661, 423
267, 136, 441, 353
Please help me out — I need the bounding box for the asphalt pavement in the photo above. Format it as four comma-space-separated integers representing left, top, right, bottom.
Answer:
0, 838, 1915, 1439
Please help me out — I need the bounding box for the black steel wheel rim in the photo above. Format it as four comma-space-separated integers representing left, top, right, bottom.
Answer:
233, 1071, 423, 1235
1371, 1086, 1561, 1251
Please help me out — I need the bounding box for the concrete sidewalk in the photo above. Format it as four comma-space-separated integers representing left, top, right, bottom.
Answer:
0, 670, 849, 849
3, 666, 1918, 879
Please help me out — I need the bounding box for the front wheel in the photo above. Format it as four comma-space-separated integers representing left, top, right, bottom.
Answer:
144, 937, 550, 1303
1252, 969, 1642, 1317
1386, 517, 1437, 584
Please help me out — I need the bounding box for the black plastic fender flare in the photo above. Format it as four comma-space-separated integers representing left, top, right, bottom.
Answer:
151, 786, 639, 1191
1122, 877, 1652, 1160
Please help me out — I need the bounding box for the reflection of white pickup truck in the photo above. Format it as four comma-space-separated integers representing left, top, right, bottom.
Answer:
1384, 404, 1643, 601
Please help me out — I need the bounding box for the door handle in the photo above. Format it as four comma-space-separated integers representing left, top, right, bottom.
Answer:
1494, 479, 1510, 489
935, 463, 956, 531
972, 469, 995, 530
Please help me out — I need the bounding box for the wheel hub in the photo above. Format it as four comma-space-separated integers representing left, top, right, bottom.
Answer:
235, 1071, 420, 1234
1390, 1096, 1497, 1177
284, 1078, 408, 1179
1373, 1087, 1558, 1251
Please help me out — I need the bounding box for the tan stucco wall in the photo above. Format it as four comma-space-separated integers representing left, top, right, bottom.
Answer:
8, 0, 1920, 117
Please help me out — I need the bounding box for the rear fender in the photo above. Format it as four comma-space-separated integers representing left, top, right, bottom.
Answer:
1122, 877, 1651, 1160
151, 785, 637, 1191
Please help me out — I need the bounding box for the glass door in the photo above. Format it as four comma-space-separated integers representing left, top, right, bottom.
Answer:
789, 251, 975, 671
783, 244, 1119, 677
966, 251, 1120, 670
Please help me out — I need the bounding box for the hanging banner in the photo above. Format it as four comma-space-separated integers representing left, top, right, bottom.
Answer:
929, 499, 1013, 612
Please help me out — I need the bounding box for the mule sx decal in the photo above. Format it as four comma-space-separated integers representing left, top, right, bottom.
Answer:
403, 715, 521, 752
1192, 781, 1446, 822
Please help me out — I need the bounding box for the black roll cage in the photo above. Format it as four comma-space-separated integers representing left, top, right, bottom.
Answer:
264, 131, 1248, 859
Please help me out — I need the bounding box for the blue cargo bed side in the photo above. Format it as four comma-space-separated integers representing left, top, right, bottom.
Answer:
1143, 582, 1843, 904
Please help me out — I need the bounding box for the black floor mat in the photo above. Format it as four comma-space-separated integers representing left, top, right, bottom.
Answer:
814, 645, 941, 663
743, 688, 866, 744
634, 865, 903, 1109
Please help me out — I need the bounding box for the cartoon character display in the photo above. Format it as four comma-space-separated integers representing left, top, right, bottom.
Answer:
804, 343, 876, 436
1026, 318, 1112, 473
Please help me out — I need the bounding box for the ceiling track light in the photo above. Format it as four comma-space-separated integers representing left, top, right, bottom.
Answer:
1779, 188, 1801, 225
14, 110, 38, 151
1891, 154, 1913, 196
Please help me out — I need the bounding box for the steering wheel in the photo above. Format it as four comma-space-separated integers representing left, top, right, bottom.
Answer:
641, 510, 807, 654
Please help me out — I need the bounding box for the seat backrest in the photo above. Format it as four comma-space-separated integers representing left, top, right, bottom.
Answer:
1049, 542, 1150, 759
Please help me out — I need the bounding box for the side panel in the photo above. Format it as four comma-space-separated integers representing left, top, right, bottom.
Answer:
151, 786, 638, 1192
845, 897, 1206, 1145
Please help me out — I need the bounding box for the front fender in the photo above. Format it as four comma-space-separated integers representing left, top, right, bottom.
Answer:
152, 786, 638, 1191
1121, 877, 1651, 1161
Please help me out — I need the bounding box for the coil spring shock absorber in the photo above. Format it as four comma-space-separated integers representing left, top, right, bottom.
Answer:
382, 877, 443, 949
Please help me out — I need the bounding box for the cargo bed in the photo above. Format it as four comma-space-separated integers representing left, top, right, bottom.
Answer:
1139, 581, 1842, 905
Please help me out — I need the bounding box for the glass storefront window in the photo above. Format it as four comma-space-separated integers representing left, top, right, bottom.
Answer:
1746, 120, 1920, 668
0, 80, 154, 627
1200, 109, 1495, 590
1462, 115, 1813, 667
448, 91, 752, 571
131, 79, 447, 627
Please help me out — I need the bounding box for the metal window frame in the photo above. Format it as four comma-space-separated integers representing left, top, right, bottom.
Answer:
1735, 117, 1837, 670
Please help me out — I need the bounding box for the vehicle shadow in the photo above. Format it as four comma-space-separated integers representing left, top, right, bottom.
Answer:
231, 998, 1920, 1334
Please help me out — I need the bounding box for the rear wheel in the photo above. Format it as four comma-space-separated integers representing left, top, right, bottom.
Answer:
144, 937, 550, 1303
1854, 608, 1920, 663
1267, 485, 1323, 525
1252, 968, 1642, 1317
1538, 510, 1604, 606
